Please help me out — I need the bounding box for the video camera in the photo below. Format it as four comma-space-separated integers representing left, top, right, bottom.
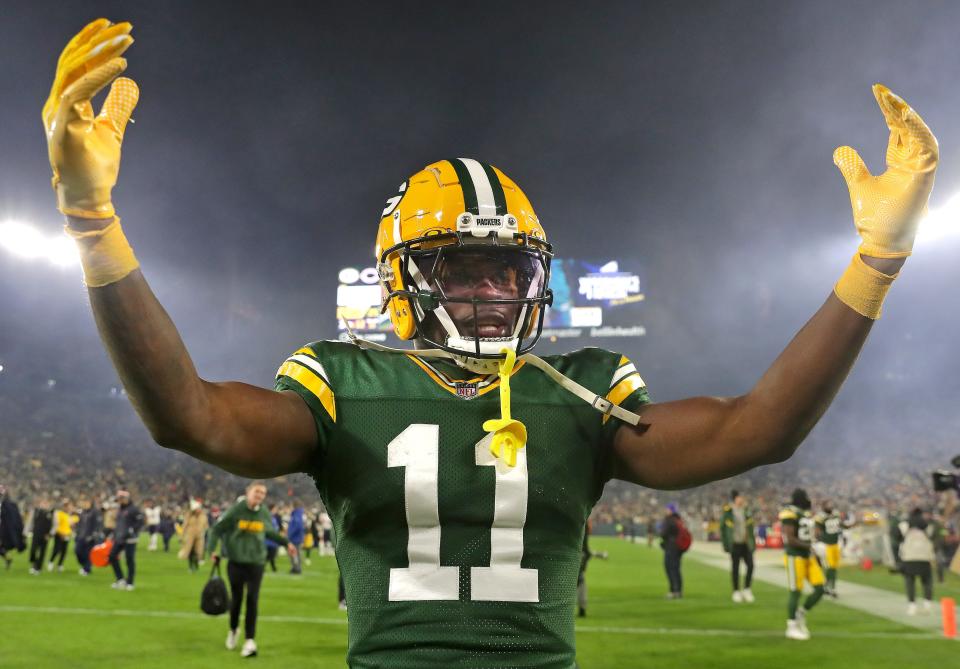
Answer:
931, 454, 960, 497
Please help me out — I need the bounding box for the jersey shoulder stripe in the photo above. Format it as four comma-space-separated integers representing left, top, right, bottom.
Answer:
779, 508, 798, 521
602, 355, 647, 424
275, 345, 336, 422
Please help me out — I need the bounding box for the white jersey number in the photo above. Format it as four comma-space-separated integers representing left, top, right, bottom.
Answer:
387, 424, 539, 603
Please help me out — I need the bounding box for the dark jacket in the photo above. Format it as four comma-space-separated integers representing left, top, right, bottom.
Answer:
30, 508, 52, 538
114, 503, 144, 544
76, 507, 103, 541
0, 498, 26, 552
660, 513, 681, 550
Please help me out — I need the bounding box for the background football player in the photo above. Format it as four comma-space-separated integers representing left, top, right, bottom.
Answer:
43, 19, 938, 668
780, 488, 826, 640
814, 499, 854, 597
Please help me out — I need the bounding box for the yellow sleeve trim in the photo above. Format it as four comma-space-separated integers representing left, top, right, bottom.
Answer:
779, 510, 798, 521
607, 373, 645, 407
277, 360, 336, 422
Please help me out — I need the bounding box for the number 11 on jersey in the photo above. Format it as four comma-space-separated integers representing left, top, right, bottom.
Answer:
387, 424, 539, 603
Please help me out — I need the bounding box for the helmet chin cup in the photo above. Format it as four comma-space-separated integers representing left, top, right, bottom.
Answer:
447, 336, 519, 374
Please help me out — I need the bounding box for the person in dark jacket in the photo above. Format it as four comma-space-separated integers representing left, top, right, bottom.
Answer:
660, 503, 684, 599
209, 482, 295, 658
721, 490, 756, 603
28, 498, 53, 575
0, 485, 26, 569
109, 490, 143, 590
74, 497, 102, 576
158, 509, 176, 552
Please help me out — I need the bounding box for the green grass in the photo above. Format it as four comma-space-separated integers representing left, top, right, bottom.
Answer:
0, 536, 955, 668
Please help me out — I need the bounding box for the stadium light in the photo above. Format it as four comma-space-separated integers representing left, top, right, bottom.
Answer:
0, 220, 79, 267
915, 191, 960, 247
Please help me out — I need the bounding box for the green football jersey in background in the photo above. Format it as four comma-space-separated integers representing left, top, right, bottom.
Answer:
814, 510, 843, 545
275, 341, 649, 668
779, 505, 815, 558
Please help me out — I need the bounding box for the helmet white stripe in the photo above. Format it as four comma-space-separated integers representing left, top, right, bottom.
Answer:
458, 158, 498, 217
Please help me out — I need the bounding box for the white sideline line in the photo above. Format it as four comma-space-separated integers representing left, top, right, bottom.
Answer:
0, 605, 947, 641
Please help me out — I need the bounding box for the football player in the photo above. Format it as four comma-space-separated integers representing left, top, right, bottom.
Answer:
44, 19, 938, 668
780, 489, 825, 640
814, 499, 853, 597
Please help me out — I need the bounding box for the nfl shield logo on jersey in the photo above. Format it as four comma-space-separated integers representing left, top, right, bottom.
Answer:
455, 382, 478, 399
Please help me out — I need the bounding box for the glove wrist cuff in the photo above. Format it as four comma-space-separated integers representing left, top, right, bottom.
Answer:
833, 253, 898, 320
57, 185, 116, 220
64, 217, 139, 287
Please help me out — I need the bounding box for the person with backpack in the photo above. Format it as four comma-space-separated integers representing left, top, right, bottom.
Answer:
660, 503, 689, 599
208, 482, 296, 658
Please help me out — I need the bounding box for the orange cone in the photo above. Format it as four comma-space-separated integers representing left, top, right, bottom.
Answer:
942, 597, 957, 639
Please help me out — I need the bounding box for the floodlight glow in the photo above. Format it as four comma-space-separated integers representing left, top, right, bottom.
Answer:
916, 193, 960, 247
0, 220, 79, 267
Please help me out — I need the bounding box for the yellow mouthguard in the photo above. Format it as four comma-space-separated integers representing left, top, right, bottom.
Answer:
482, 348, 527, 467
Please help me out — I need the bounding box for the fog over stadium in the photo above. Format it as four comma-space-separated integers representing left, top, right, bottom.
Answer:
2, 0, 960, 476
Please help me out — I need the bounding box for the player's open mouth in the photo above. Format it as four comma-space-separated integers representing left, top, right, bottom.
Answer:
465, 315, 510, 338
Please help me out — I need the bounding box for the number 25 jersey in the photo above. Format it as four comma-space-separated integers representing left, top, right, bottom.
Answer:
275, 340, 650, 669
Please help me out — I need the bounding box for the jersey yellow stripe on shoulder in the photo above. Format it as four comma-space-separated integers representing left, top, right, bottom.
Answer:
606, 372, 645, 407
277, 359, 336, 422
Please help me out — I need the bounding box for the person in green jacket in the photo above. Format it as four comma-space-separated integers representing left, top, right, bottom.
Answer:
721, 490, 756, 603
209, 481, 296, 658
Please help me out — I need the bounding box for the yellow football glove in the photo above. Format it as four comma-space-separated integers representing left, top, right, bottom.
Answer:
43, 19, 137, 219
833, 84, 938, 258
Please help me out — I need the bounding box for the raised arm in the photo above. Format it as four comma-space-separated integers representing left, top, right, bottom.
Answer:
44, 20, 317, 478
612, 84, 938, 489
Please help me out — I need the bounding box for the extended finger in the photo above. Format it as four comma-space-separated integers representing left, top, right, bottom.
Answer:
56, 58, 127, 130
56, 18, 112, 72
98, 77, 140, 139
874, 85, 938, 173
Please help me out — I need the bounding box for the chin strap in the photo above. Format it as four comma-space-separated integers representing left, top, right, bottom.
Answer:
343, 325, 643, 433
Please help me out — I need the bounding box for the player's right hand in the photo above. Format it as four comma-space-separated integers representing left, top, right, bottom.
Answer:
43, 19, 138, 219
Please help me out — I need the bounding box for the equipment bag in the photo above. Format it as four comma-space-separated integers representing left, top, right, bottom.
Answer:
200, 560, 230, 616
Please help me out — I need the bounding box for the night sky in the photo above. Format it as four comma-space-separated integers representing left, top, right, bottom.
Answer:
2, 1, 960, 461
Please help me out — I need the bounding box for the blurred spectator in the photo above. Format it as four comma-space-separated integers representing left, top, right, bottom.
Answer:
28, 498, 52, 575
0, 484, 26, 569
48, 498, 74, 572
145, 500, 161, 551
287, 502, 305, 575
898, 507, 935, 615
74, 496, 102, 575
158, 508, 176, 552
109, 490, 143, 590
721, 490, 756, 603
660, 503, 684, 599
179, 499, 208, 572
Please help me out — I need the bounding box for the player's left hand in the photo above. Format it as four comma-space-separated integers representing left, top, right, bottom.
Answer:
833, 84, 938, 258
286, 543, 297, 556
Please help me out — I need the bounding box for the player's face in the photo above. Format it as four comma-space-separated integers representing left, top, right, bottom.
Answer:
422, 248, 542, 340
246, 485, 267, 508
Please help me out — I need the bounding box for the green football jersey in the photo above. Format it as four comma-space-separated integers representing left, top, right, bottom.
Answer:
814, 510, 843, 545
779, 505, 815, 558
274, 341, 649, 668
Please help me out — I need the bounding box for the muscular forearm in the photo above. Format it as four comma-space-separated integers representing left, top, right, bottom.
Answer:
81, 258, 211, 449
732, 255, 904, 462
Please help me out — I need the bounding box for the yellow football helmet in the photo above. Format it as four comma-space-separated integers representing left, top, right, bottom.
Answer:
374, 158, 553, 369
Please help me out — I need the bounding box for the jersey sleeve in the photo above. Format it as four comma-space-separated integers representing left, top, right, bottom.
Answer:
273, 343, 337, 448
602, 354, 651, 426
778, 507, 798, 530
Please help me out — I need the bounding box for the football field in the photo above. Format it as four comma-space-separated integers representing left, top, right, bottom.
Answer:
1, 536, 956, 668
